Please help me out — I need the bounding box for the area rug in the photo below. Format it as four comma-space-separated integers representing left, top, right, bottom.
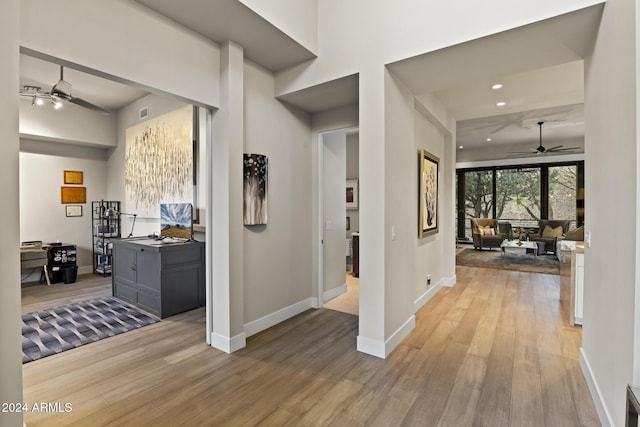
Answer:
22, 297, 159, 363
456, 247, 560, 275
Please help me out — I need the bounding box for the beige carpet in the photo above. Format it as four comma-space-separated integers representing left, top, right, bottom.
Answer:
323, 272, 359, 315
456, 247, 560, 275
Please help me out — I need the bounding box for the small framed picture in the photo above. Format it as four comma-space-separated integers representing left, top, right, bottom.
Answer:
66, 205, 83, 217
64, 170, 84, 184
346, 180, 359, 210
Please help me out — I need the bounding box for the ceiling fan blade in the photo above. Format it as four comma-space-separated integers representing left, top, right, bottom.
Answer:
547, 146, 581, 152
544, 145, 564, 151
68, 97, 111, 114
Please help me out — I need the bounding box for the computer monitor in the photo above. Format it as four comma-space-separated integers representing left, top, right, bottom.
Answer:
160, 203, 193, 239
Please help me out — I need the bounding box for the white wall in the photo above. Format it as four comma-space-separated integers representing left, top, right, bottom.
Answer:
20, 151, 108, 277
0, 1, 24, 425
243, 60, 313, 324
322, 130, 347, 297
276, 0, 602, 96
582, 0, 638, 425
20, 97, 117, 147
239, 0, 318, 54
20, 0, 220, 108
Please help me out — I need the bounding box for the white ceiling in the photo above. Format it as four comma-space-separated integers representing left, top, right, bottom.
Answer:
19, 2, 604, 160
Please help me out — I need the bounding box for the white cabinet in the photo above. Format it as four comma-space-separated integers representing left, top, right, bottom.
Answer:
573, 252, 584, 325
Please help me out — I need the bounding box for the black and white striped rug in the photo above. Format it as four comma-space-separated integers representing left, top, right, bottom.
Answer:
22, 297, 159, 363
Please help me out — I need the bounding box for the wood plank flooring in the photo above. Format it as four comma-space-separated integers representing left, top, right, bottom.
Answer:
21, 266, 600, 426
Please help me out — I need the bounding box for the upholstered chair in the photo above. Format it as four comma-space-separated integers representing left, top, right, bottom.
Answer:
470, 218, 506, 250
528, 220, 571, 254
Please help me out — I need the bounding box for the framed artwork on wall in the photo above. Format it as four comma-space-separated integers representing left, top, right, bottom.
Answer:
61, 186, 86, 204
419, 149, 439, 238
65, 205, 83, 217
346, 180, 358, 209
64, 170, 83, 184
243, 153, 268, 225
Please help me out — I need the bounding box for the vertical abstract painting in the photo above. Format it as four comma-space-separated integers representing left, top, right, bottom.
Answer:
125, 105, 193, 217
419, 149, 439, 237
244, 153, 268, 225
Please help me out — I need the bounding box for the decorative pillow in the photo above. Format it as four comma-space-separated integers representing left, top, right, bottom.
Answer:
541, 225, 563, 238
478, 226, 495, 236
565, 225, 584, 241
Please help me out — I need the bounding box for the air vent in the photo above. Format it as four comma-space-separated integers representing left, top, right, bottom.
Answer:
139, 107, 148, 119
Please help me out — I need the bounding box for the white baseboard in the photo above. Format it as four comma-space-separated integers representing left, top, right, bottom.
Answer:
357, 315, 416, 359
414, 275, 456, 312
323, 283, 347, 302
211, 331, 246, 353
580, 347, 613, 427
244, 297, 316, 337
442, 274, 456, 287
357, 335, 386, 359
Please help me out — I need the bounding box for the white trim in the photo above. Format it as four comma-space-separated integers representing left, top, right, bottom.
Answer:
357, 335, 386, 359
317, 132, 325, 306
385, 315, 415, 356
414, 281, 444, 312
580, 347, 613, 427
456, 153, 584, 170
211, 331, 246, 354
323, 283, 347, 302
244, 297, 316, 337
357, 315, 416, 359
442, 275, 456, 287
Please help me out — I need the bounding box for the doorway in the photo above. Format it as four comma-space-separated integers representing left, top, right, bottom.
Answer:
317, 127, 359, 316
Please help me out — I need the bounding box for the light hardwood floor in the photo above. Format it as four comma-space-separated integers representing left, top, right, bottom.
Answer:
21, 266, 600, 426
323, 272, 359, 316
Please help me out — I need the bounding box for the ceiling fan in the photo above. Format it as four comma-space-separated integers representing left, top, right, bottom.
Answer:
509, 121, 580, 156
19, 65, 110, 114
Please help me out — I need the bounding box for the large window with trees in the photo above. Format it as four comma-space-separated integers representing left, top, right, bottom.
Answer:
456, 161, 583, 240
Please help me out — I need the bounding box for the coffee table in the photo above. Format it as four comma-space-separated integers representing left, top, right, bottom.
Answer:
500, 239, 538, 256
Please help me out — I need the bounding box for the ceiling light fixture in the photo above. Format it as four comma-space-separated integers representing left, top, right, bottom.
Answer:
52, 100, 63, 110
458, 145, 464, 149
491, 83, 503, 90
496, 101, 506, 107
486, 138, 492, 142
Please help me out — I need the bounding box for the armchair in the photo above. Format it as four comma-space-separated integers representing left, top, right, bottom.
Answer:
528, 220, 571, 254
470, 218, 506, 250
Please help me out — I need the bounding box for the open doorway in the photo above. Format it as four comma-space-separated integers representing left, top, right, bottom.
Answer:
318, 127, 359, 316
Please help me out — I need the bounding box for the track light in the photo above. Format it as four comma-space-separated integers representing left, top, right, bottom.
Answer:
52, 100, 63, 109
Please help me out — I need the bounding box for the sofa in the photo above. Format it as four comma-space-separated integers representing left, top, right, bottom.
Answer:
528, 220, 571, 254
470, 218, 506, 250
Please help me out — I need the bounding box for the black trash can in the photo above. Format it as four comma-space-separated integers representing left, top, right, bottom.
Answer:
62, 266, 78, 284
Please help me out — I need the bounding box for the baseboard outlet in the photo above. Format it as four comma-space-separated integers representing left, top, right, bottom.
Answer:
357, 315, 416, 359
323, 283, 347, 302
580, 347, 613, 427
211, 331, 246, 354
244, 297, 316, 337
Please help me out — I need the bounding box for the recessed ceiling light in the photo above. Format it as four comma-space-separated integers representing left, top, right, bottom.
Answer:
486, 138, 492, 142
496, 101, 506, 107
491, 83, 503, 90
458, 145, 464, 149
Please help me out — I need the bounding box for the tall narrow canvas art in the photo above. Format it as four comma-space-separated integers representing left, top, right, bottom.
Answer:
244, 153, 268, 225
419, 149, 439, 237
125, 105, 193, 217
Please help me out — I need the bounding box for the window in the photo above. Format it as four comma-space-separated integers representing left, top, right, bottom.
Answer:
456, 162, 583, 240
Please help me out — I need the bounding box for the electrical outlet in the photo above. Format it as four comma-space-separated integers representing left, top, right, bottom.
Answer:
427, 274, 431, 285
